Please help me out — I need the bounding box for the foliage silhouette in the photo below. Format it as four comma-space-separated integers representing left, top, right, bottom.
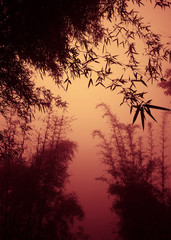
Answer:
0, 109, 87, 240
158, 69, 171, 96
93, 103, 171, 240
0, 0, 171, 123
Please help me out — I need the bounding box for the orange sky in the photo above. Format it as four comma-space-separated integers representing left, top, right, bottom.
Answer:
34, 3, 171, 239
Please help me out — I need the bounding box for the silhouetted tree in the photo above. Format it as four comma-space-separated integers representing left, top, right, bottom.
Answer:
158, 112, 170, 203
0, 0, 170, 122
93, 103, 171, 240
0, 109, 85, 240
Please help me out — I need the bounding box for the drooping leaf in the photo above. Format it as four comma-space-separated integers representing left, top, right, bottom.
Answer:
88, 78, 93, 88
66, 82, 69, 91
144, 107, 157, 122
141, 108, 145, 129
134, 72, 138, 80
130, 105, 133, 114
140, 79, 147, 87
133, 105, 140, 124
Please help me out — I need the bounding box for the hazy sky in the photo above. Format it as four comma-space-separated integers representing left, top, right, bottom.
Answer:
35, 3, 171, 239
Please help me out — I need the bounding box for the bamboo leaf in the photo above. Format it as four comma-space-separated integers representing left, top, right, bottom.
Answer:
146, 99, 152, 104
130, 105, 133, 114
140, 79, 147, 87
134, 72, 137, 80
133, 105, 140, 124
141, 108, 145, 129
144, 107, 157, 122
99, 82, 105, 87
64, 78, 69, 83
88, 78, 93, 88
144, 104, 171, 111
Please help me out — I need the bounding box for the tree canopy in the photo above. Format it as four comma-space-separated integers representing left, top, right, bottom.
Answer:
0, 0, 171, 122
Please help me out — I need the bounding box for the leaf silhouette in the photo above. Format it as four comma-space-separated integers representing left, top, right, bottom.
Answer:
141, 108, 145, 129
133, 105, 140, 124
140, 79, 147, 87
88, 78, 93, 88
144, 107, 157, 122
144, 104, 171, 111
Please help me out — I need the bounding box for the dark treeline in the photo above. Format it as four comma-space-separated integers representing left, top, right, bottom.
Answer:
93, 103, 171, 240
0, 105, 170, 240
0, 108, 89, 240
